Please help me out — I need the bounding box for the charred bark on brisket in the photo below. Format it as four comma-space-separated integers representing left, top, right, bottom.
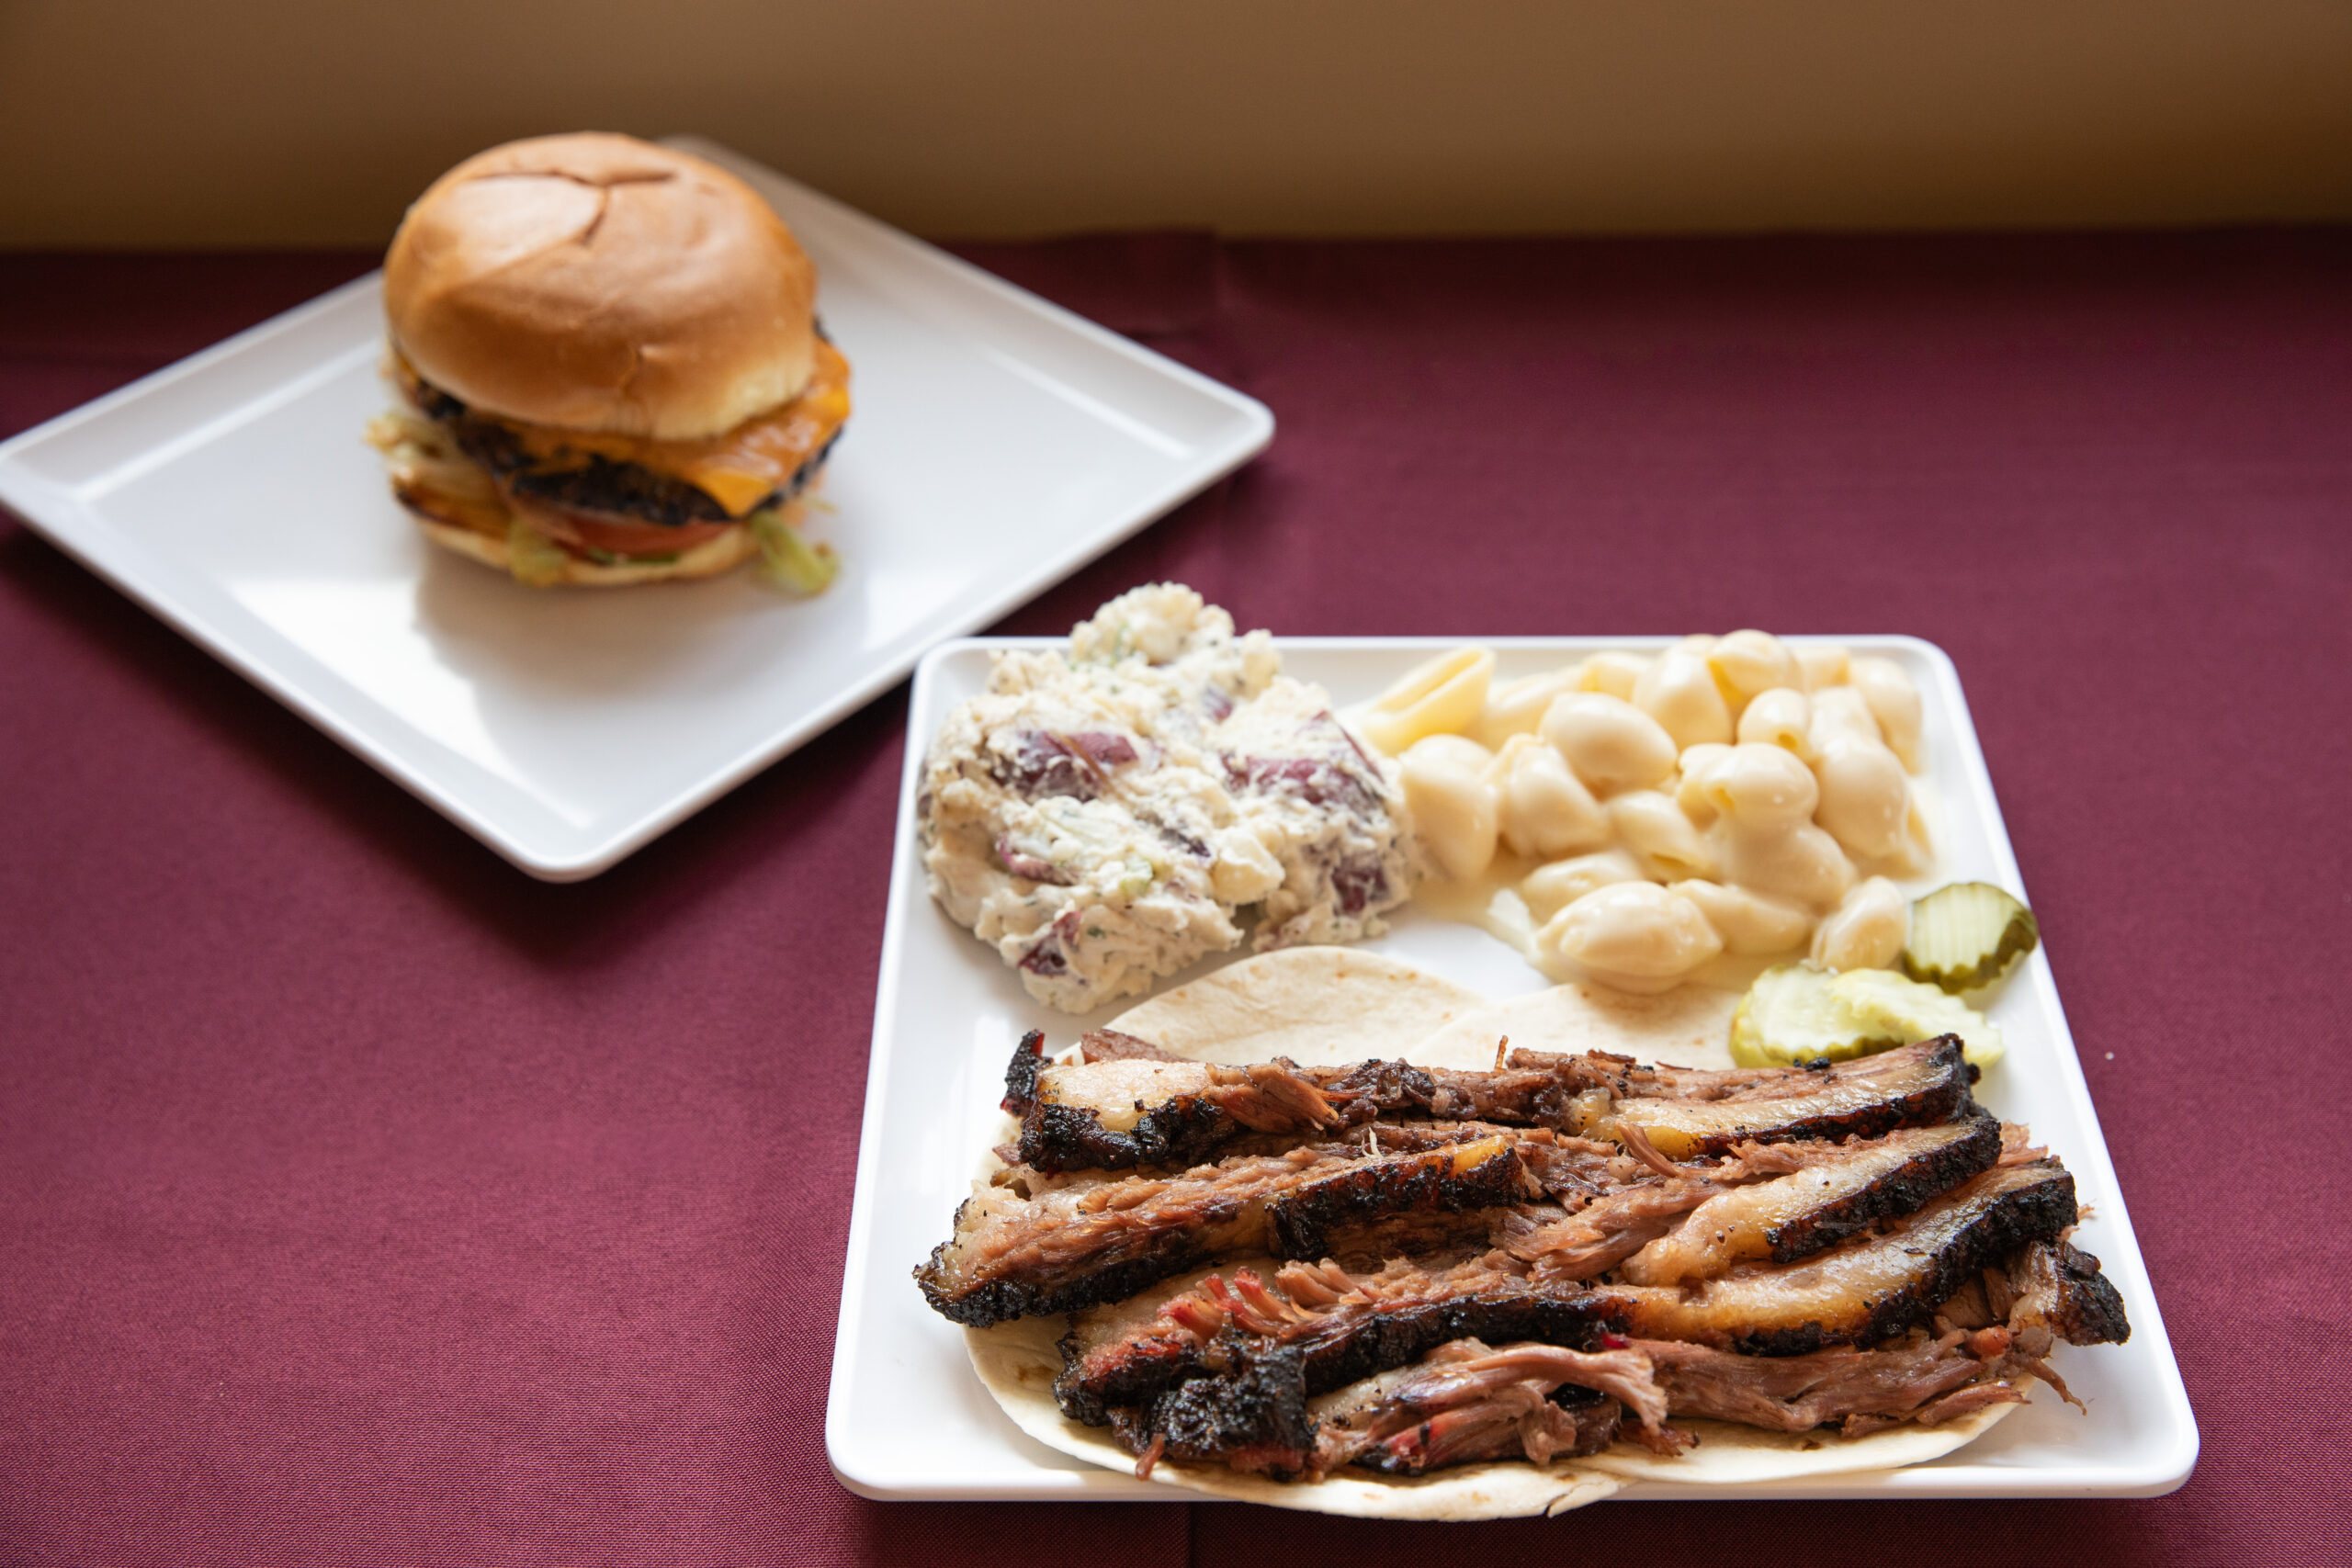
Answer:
1748, 1115, 2003, 1263
1114, 1337, 1670, 1479
2007, 1239, 2131, 1348
1000, 1030, 1050, 1116
1110, 1332, 1319, 1480
936, 1030, 2132, 1485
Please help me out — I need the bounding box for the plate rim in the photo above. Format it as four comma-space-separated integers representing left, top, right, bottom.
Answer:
0, 146, 1274, 882
826, 631, 2200, 1504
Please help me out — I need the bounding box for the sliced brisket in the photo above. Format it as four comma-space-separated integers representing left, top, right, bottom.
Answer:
1053, 1253, 1620, 1426
934, 1032, 2130, 1487
1600, 1158, 2079, 1354
917, 1132, 1546, 1327
1605, 1036, 1976, 1160
1001, 1039, 1646, 1175
1312, 1340, 1674, 1475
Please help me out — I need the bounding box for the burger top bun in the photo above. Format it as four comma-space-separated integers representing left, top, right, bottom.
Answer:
384, 133, 817, 443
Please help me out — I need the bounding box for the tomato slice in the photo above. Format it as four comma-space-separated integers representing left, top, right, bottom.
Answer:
506, 494, 738, 558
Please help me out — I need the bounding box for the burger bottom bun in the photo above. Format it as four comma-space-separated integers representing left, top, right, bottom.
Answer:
414, 514, 760, 588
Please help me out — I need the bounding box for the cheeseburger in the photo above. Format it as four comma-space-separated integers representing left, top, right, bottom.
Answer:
367, 133, 849, 588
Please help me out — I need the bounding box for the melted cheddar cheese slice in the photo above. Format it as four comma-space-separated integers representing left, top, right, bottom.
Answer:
401, 340, 853, 518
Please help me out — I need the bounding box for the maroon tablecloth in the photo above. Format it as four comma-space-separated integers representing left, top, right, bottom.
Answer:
2, 231, 2346, 1564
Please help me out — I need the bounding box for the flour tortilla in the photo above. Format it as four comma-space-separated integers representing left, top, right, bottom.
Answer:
966, 950, 2029, 1516
1408, 981, 1742, 1071
970, 1312, 2018, 1515
1577, 1398, 2020, 1486
969, 1312, 1623, 1517
1108, 948, 1487, 1065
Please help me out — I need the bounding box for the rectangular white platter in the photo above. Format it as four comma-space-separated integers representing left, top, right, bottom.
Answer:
0, 138, 1272, 880
829, 635, 2198, 1504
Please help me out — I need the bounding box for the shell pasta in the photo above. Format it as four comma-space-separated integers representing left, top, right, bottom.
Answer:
1361, 634, 1932, 993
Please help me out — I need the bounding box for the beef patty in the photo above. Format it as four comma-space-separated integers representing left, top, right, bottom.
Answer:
411, 375, 838, 530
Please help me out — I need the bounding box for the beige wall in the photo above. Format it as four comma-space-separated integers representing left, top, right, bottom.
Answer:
5, 0, 2349, 245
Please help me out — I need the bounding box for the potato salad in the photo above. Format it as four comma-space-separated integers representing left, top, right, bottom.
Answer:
918, 585, 1416, 1012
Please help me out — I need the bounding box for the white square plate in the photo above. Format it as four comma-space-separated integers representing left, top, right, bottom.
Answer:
829, 635, 2198, 1504
0, 139, 1272, 880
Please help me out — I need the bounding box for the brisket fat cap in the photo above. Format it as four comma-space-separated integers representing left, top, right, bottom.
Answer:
1496, 1117, 2005, 1292
1612, 1115, 2005, 1285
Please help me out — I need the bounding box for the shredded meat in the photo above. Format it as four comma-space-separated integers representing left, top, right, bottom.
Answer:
1315, 1339, 1680, 1474
1078, 1030, 1186, 1064
1498, 1181, 1723, 1282
1637, 1333, 2030, 1433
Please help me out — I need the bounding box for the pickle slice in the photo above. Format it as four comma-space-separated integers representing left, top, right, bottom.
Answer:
1902, 882, 2039, 993
1729, 964, 1903, 1068
1730, 964, 2005, 1070
1831, 968, 2006, 1070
